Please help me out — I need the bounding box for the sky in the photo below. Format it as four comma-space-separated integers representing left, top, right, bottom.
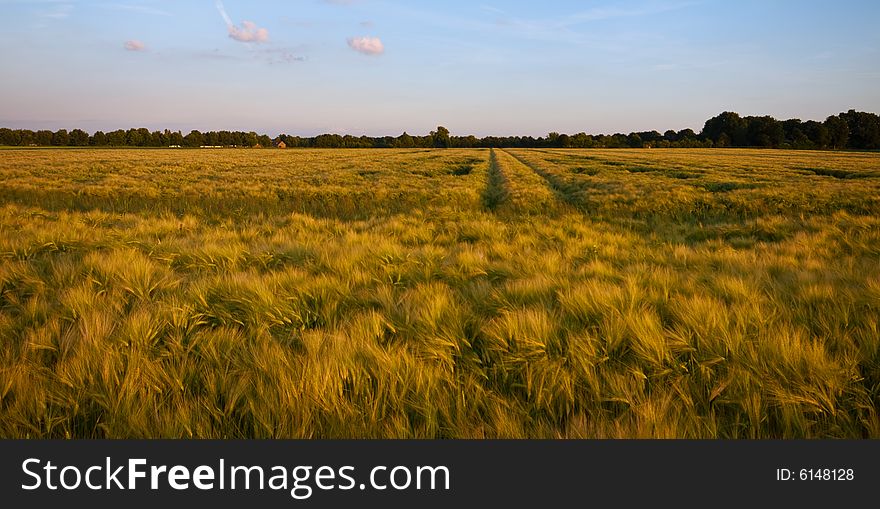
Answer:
1, 0, 878, 137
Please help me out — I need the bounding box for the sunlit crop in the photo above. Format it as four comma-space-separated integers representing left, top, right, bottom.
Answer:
0, 147, 878, 438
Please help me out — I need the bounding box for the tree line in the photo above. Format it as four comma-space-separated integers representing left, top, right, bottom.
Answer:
1, 110, 878, 150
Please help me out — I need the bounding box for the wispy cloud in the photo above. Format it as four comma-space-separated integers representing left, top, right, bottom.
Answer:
564, 1, 699, 25
185, 46, 306, 65
260, 47, 307, 64
101, 3, 172, 17
347, 36, 384, 55
191, 49, 240, 61
36, 2, 73, 19
124, 39, 146, 51
215, 0, 268, 43
397, 2, 699, 50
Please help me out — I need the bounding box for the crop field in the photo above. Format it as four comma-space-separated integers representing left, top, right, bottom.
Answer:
0, 147, 879, 438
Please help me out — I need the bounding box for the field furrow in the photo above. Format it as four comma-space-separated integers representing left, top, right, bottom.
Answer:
502, 149, 585, 211
481, 149, 511, 210
488, 148, 564, 215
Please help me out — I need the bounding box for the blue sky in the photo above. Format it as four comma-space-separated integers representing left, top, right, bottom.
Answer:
1, 0, 878, 136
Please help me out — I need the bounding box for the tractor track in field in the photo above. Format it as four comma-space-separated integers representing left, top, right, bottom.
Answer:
500, 149, 584, 211
482, 148, 511, 211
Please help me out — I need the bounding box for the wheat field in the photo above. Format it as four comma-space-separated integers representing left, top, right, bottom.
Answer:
0, 147, 878, 438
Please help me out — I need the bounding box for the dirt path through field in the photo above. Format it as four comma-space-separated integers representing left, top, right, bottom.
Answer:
482, 149, 511, 211
501, 149, 580, 210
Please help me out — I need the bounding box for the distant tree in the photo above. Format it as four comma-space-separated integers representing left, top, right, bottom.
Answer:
702, 112, 747, 146
215, 130, 230, 146
789, 130, 812, 149
627, 133, 643, 148
745, 116, 784, 147
107, 130, 127, 146
242, 132, 258, 147
430, 126, 450, 148
18, 130, 34, 146
4, 111, 878, 151
677, 128, 697, 141
126, 128, 151, 146
91, 131, 108, 146
571, 133, 594, 148
314, 134, 342, 148
824, 115, 849, 149
606, 134, 628, 148
341, 135, 357, 148
34, 130, 53, 145
802, 120, 829, 149
183, 130, 204, 147
169, 131, 184, 146
557, 133, 571, 148
457, 135, 478, 148
396, 132, 414, 148
151, 130, 165, 147
52, 129, 69, 146
637, 131, 663, 144
0, 128, 18, 146
782, 119, 802, 144
69, 128, 90, 146
840, 109, 880, 149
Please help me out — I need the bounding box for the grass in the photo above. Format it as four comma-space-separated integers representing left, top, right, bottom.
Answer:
0, 147, 878, 438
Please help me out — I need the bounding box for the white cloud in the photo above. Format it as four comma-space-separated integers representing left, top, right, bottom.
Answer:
215, 0, 269, 43
124, 39, 146, 51
102, 3, 172, 17
347, 36, 384, 55
228, 20, 269, 43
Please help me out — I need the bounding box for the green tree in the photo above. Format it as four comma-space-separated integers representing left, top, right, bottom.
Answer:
0, 128, 18, 146
840, 109, 880, 149
824, 115, 849, 149
702, 112, 747, 146
107, 130, 127, 146
627, 133, 643, 148
35, 130, 53, 145
746, 116, 784, 147
430, 126, 450, 148
396, 132, 414, 148
52, 129, 69, 146
802, 120, 829, 149
184, 130, 204, 147
242, 132, 258, 147
19, 130, 35, 145
91, 131, 108, 146
69, 129, 90, 146
169, 131, 184, 146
